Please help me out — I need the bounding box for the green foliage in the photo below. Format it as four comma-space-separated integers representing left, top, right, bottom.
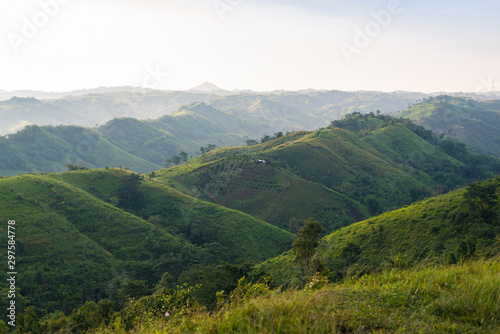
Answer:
71, 299, 114, 332
245, 139, 258, 146
178, 263, 253, 308
229, 276, 271, 305
113, 280, 152, 309
17, 306, 41, 333
397, 95, 500, 157
117, 172, 144, 210
256, 177, 500, 286
66, 163, 88, 171
155, 272, 175, 291
91, 258, 500, 333
0, 168, 293, 322
200, 144, 217, 154
292, 218, 322, 285
119, 283, 201, 331
166, 151, 189, 167
0, 320, 9, 334
330, 111, 392, 133
463, 180, 499, 219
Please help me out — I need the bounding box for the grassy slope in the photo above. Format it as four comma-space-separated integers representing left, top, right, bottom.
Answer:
155, 154, 369, 233
0, 173, 166, 315
95, 103, 259, 168
152, 124, 496, 234
102, 258, 500, 333
263, 128, 449, 209
255, 176, 500, 286
43, 125, 162, 172
96, 118, 176, 166
0, 169, 294, 316
361, 124, 463, 170
49, 169, 295, 264
0, 124, 161, 176
397, 96, 500, 156
212, 128, 447, 206
0, 102, 255, 176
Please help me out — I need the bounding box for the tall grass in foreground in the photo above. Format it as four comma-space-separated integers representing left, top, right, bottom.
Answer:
95, 258, 500, 334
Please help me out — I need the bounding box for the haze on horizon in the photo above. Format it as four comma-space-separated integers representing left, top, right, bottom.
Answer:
0, 0, 498, 94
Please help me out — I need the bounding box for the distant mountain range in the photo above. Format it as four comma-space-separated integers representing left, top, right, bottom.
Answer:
2, 94, 500, 177
0, 87, 431, 136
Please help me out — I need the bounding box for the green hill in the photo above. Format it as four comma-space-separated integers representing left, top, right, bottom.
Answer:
48, 169, 294, 262
155, 154, 369, 233
12, 174, 499, 332
0, 102, 263, 176
0, 169, 293, 319
0, 125, 161, 176
255, 176, 500, 287
396, 95, 500, 156
161, 117, 499, 229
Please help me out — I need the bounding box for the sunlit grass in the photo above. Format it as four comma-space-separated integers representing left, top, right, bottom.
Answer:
96, 258, 500, 333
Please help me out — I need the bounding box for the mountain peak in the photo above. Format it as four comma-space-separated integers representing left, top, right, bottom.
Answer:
188, 82, 224, 92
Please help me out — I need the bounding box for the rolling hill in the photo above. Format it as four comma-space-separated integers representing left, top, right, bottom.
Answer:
396, 95, 500, 157
0, 124, 162, 176
0, 169, 293, 318
254, 176, 500, 287
0, 102, 264, 176
0, 116, 499, 332
155, 154, 370, 233
155, 115, 500, 233
11, 175, 499, 333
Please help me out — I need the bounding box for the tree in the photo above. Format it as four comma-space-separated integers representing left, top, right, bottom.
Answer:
292, 218, 322, 287
365, 194, 380, 215
260, 135, 271, 143
246, 139, 258, 146
166, 151, 189, 166
155, 272, 175, 291
200, 144, 217, 155
71, 300, 113, 332
66, 163, 79, 171
117, 173, 143, 210
172, 155, 182, 165
463, 181, 499, 219
66, 163, 88, 171
179, 151, 188, 162
17, 306, 41, 334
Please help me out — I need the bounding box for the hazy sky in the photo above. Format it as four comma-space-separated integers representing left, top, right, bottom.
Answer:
0, 0, 498, 93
